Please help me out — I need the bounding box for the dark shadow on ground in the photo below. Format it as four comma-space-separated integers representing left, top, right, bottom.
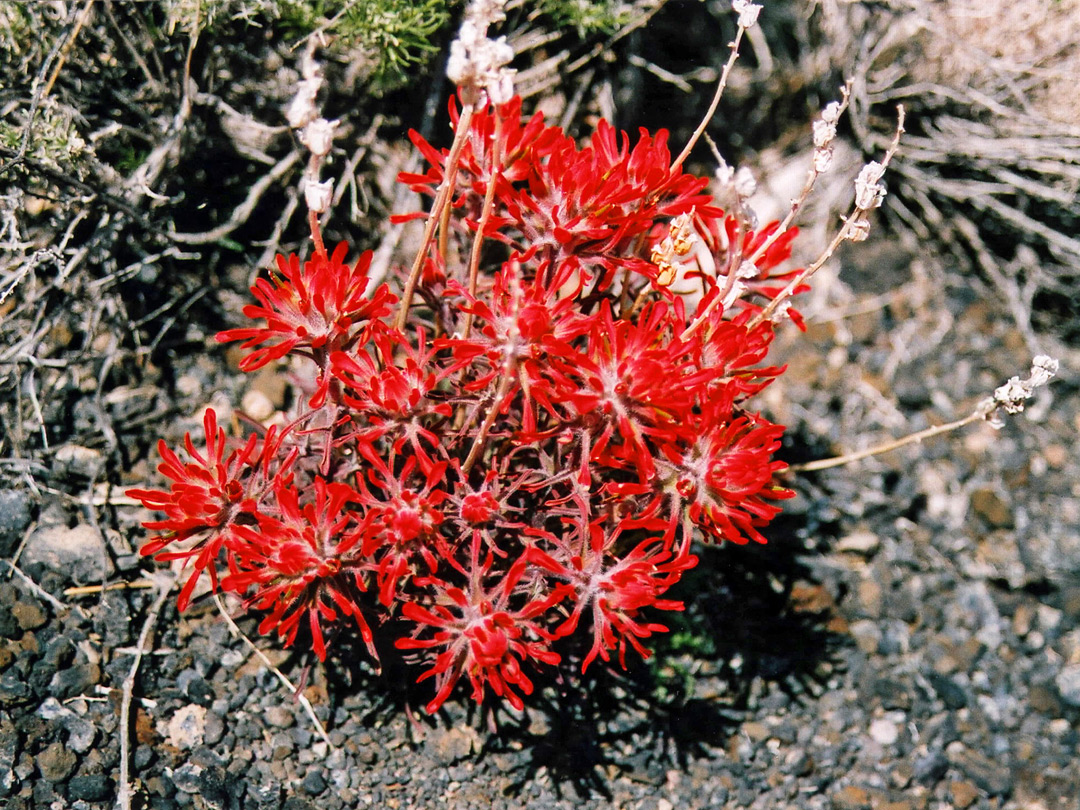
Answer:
317, 449, 848, 800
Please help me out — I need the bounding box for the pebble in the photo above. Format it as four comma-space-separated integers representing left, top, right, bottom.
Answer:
836, 530, 880, 556
868, 718, 899, 746
945, 742, 1013, 796
832, 784, 871, 810
265, 704, 296, 729
22, 524, 113, 583
970, 487, 1013, 528
165, 705, 207, 750
0, 490, 32, 557
11, 602, 47, 632
66, 773, 113, 802
53, 444, 106, 480
949, 779, 980, 809
1053, 663, 1080, 707
427, 726, 477, 765
302, 770, 327, 795
0, 714, 17, 794
36, 741, 77, 782
203, 711, 226, 745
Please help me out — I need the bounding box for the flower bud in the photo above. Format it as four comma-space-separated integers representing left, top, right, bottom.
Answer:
287, 77, 322, 129
732, 0, 762, 28
300, 118, 339, 158
304, 178, 333, 213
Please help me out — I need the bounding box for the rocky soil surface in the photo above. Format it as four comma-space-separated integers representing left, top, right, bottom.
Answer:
2, 227, 1077, 810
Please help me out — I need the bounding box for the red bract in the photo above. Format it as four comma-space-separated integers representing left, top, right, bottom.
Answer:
134, 92, 810, 714
223, 477, 374, 660
126, 409, 274, 610
396, 550, 569, 713
216, 243, 396, 388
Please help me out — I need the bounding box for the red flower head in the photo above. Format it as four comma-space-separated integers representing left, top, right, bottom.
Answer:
126, 409, 274, 610
217, 243, 396, 373
223, 477, 374, 661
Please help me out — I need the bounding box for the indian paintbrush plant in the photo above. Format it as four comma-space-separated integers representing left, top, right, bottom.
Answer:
126, 0, 1057, 714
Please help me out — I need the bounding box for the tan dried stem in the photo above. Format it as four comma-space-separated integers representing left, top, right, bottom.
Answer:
212, 592, 335, 751
116, 571, 175, 810
788, 410, 985, 473
747, 82, 853, 265
670, 24, 748, 175
462, 372, 513, 475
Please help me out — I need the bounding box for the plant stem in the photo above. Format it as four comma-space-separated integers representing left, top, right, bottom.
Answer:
463, 114, 504, 339
670, 24, 746, 175
396, 103, 476, 333
462, 373, 513, 476
788, 410, 985, 473
309, 209, 327, 259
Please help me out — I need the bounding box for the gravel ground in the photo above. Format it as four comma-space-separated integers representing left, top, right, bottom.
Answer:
2, 224, 1077, 810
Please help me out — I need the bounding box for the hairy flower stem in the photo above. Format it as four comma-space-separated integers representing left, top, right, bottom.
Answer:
670, 24, 747, 175
747, 83, 852, 266
788, 410, 985, 473
396, 103, 477, 333
308, 210, 327, 260
463, 116, 505, 339
461, 372, 513, 476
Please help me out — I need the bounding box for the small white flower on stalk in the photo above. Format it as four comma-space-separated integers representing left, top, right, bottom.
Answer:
304, 178, 334, 214
854, 161, 887, 210
300, 118, 339, 158
734, 166, 757, 200
736, 259, 759, 280
992, 355, 1059, 416
732, 0, 762, 28
447, 0, 515, 106
722, 280, 747, 309
287, 76, 323, 129
812, 112, 839, 173
812, 92, 848, 174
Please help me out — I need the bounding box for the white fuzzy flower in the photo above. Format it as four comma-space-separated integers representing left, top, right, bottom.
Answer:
447, 0, 514, 105
732, 0, 762, 28
300, 118, 338, 158
993, 355, 1059, 414
854, 161, 887, 209
303, 178, 334, 213
734, 166, 757, 199
287, 77, 322, 129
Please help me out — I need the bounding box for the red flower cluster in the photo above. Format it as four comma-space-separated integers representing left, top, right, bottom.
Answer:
130, 95, 804, 713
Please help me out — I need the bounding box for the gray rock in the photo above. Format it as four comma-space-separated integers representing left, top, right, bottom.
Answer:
66, 773, 112, 802
164, 705, 207, 750
22, 524, 113, 584
946, 742, 1013, 796
0, 490, 32, 557
53, 444, 106, 480
264, 704, 296, 728
912, 747, 948, 785
302, 769, 327, 795
203, 711, 226, 746
928, 673, 967, 710
0, 673, 31, 705
1054, 664, 1080, 707
427, 725, 478, 765
171, 762, 204, 793
48, 663, 101, 700
0, 712, 18, 795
